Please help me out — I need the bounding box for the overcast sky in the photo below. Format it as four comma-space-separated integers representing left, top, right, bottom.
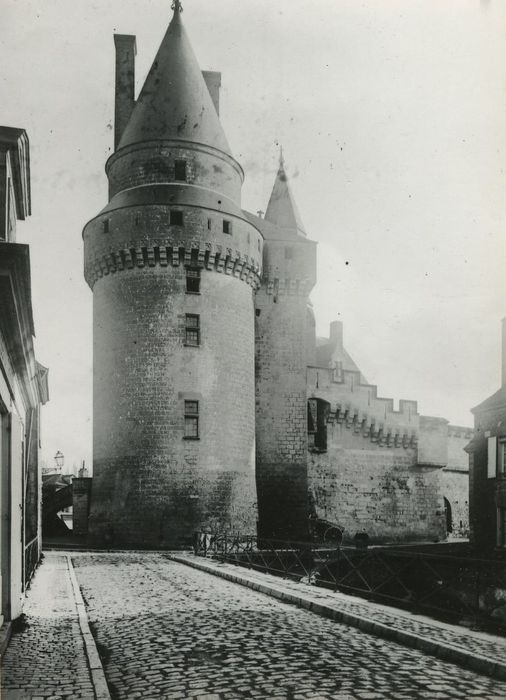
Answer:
2, 0, 505, 472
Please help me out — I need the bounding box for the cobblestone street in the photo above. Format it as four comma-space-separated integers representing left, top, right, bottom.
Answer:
72, 552, 506, 700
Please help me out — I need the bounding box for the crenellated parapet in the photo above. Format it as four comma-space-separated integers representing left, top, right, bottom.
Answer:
308, 365, 418, 419
307, 364, 472, 468
307, 366, 419, 449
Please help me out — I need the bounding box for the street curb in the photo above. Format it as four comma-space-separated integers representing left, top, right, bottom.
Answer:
0, 621, 12, 658
168, 553, 506, 683
66, 555, 111, 700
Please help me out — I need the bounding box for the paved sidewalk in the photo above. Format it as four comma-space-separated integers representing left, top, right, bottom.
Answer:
169, 552, 506, 682
1, 552, 108, 700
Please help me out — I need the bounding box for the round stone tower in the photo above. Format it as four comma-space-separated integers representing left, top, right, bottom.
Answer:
83, 6, 262, 546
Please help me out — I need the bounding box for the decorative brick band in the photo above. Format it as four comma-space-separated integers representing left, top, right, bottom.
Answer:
84, 241, 261, 290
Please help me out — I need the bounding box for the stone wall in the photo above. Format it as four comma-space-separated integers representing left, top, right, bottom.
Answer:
308, 423, 446, 543
89, 263, 257, 547
306, 359, 470, 544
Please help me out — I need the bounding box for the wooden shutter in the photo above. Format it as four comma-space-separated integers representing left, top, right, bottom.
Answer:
488, 436, 498, 479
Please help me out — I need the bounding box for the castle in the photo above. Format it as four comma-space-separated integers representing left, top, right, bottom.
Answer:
83, 4, 470, 547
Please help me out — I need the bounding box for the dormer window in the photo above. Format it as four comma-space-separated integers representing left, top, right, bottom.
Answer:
223, 219, 231, 234
170, 210, 184, 226
174, 160, 187, 181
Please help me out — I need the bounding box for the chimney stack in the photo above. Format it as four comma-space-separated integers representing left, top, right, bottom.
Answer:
202, 71, 221, 115
329, 320, 344, 351
114, 34, 137, 149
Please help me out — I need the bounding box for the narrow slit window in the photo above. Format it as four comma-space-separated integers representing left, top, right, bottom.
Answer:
223, 219, 231, 234
207, 218, 212, 230
103, 219, 109, 233
186, 268, 200, 294
184, 400, 199, 439
174, 160, 187, 181
170, 210, 184, 226
185, 314, 200, 346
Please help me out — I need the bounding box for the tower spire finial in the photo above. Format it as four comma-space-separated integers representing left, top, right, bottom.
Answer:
279, 144, 284, 169
171, 0, 183, 13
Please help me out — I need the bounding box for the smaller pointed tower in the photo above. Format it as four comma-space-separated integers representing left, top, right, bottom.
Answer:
254, 152, 316, 541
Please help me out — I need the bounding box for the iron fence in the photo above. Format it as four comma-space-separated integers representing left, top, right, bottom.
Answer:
193, 532, 506, 630
24, 535, 40, 589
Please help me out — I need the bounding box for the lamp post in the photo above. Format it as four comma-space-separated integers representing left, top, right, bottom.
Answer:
54, 450, 64, 472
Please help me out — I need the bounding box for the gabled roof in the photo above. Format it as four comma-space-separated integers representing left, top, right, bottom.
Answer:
264, 153, 306, 237
118, 9, 231, 155
471, 385, 506, 414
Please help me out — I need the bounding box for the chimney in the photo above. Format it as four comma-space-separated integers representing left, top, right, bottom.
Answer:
114, 34, 137, 149
202, 71, 221, 115
329, 320, 344, 351
502, 318, 506, 386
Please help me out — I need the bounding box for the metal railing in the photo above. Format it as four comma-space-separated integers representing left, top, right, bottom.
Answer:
24, 535, 40, 589
193, 532, 506, 630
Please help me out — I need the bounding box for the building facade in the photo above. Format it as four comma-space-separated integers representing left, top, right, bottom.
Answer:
466, 319, 506, 550
0, 126, 48, 634
84, 5, 469, 547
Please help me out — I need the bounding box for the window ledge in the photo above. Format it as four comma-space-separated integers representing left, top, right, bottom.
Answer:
184, 343, 200, 348
183, 436, 200, 441
185, 291, 201, 295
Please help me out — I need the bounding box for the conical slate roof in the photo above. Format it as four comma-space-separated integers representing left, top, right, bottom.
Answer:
118, 9, 232, 155
264, 153, 306, 237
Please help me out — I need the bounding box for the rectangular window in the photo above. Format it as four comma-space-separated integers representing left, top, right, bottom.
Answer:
170, 210, 184, 226
184, 400, 199, 439
223, 219, 231, 234
174, 160, 187, 181
185, 314, 200, 346
186, 267, 200, 294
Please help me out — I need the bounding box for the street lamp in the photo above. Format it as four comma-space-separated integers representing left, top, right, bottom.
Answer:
54, 451, 64, 471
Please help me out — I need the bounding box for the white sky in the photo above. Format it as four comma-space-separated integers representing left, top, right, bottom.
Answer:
1, 0, 505, 472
